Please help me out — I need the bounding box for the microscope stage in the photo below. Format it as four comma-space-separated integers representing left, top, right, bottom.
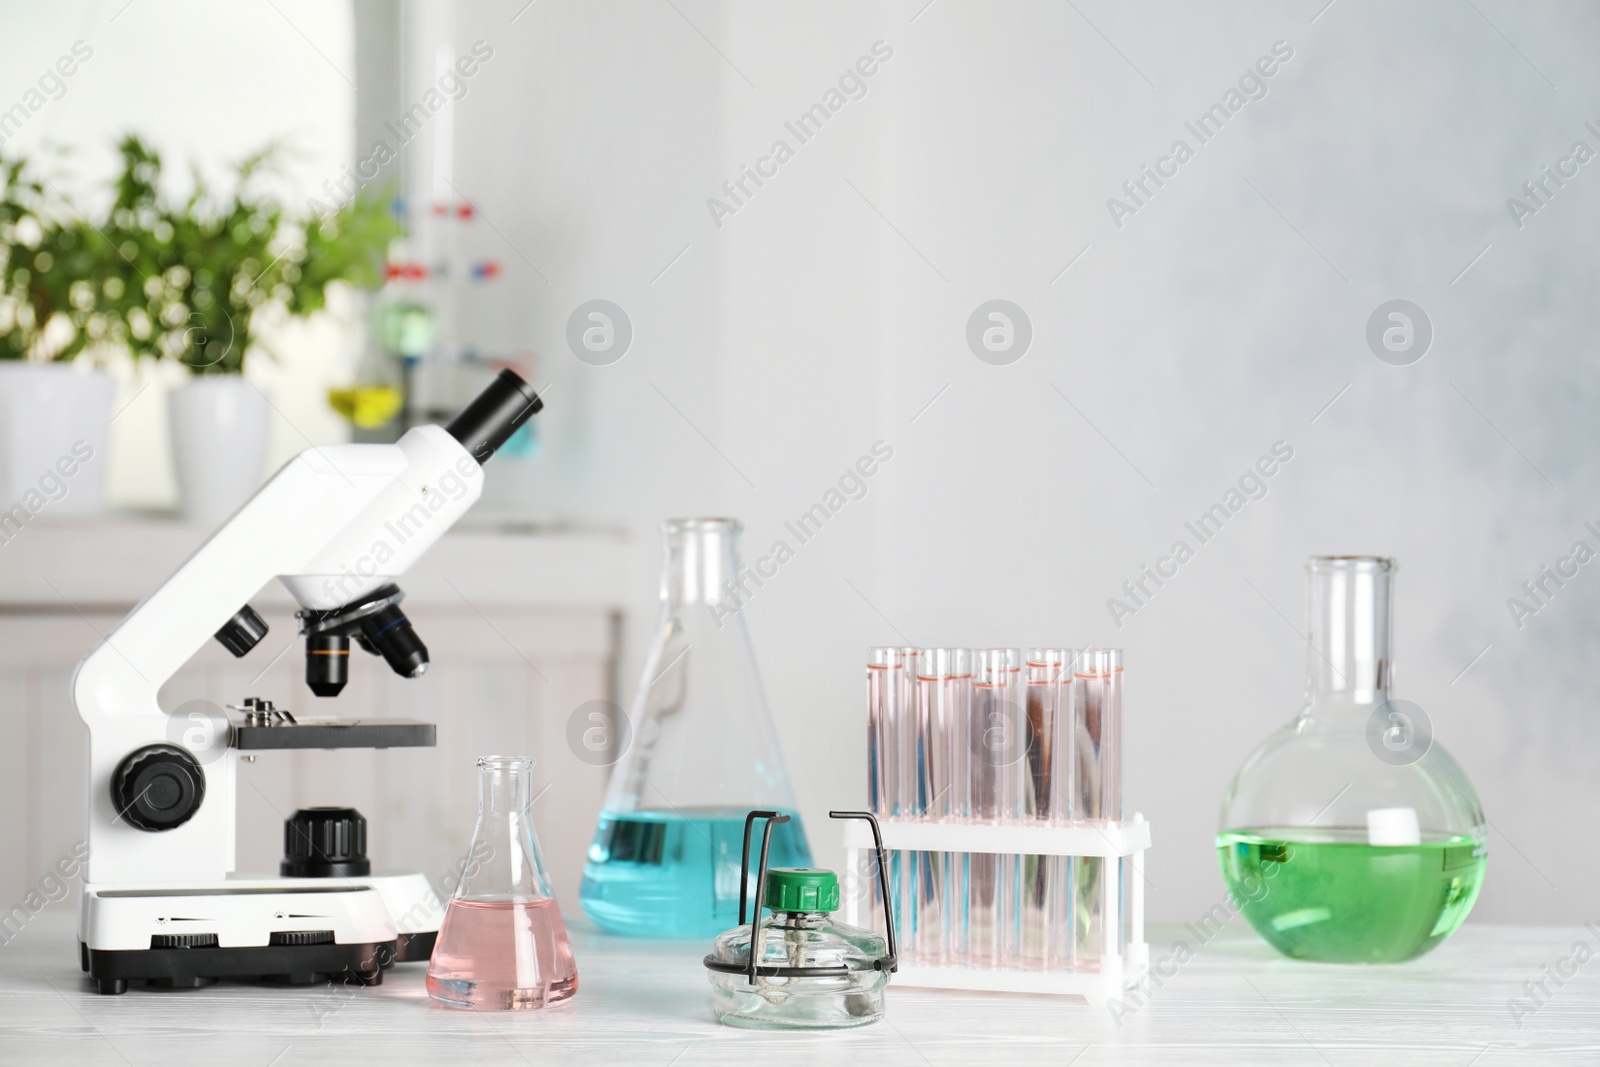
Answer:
232, 718, 436, 750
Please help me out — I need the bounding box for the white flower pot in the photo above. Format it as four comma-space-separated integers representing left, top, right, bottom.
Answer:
168, 376, 269, 526
0, 363, 115, 517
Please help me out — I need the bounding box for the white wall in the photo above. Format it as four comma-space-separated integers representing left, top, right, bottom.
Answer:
438, 0, 1600, 927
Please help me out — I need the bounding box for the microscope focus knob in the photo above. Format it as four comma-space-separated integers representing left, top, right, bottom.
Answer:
214, 604, 269, 658
111, 745, 206, 832
281, 807, 371, 877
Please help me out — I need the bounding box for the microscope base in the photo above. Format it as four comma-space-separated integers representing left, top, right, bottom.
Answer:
80, 937, 423, 994
78, 873, 442, 995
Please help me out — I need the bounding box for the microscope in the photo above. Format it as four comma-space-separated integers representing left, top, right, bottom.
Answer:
73, 370, 542, 994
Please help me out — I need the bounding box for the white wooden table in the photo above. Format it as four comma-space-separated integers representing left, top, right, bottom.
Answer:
1, 913, 1594, 1065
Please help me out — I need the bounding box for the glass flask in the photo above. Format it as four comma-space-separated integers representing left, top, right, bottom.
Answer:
427, 756, 579, 1009
581, 518, 812, 938
705, 866, 889, 1030
1217, 557, 1487, 963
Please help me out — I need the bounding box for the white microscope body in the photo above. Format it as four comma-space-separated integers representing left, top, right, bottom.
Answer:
72, 371, 541, 993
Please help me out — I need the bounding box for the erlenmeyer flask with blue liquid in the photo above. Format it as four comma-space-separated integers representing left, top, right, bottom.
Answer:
580, 518, 811, 938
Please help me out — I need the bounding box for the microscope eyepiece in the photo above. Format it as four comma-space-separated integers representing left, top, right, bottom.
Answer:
446, 368, 543, 465
298, 584, 429, 697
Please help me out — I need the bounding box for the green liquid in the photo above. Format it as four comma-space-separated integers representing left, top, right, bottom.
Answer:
1216, 829, 1486, 963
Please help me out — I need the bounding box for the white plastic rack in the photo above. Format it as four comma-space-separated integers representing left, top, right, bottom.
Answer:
840, 813, 1150, 1004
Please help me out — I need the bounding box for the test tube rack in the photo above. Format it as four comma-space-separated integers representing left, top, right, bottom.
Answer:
840, 813, 1150, 1004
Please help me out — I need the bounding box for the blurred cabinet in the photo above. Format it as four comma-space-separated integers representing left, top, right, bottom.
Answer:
0, 520, 629, 913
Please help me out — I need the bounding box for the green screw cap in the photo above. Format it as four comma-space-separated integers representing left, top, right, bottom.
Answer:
763, 867, 840, 913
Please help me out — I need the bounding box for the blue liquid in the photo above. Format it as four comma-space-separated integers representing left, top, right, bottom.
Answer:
580, 807, 812, 938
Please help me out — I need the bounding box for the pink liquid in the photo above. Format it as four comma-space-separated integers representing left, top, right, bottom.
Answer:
426, 899, 579, 1010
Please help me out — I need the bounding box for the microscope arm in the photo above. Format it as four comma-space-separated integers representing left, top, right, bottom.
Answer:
75, 425, 479, 715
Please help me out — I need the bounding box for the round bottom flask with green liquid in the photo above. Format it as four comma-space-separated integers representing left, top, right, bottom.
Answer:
1217, 557, 1487, 963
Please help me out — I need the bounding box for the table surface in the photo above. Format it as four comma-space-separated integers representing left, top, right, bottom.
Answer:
1, 913, 1596, 1065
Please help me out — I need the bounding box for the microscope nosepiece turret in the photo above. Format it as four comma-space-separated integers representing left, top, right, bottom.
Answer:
298, 584, 428, 697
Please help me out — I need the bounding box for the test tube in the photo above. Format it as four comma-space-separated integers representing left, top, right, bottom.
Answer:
1104, 650, 1124, 958
870, 646, 896, 812
896, 646, 921, 820
867, 648, 905, 948
970, 648, 1022, 968
1074, 647, 1123, 970
1023, 648, 1072, 970
1051, 652, 1080, 969
1102, 649, 1123, 823
915, 648, 970, 965
896, 646, 920, 962
867, 647, 899, 819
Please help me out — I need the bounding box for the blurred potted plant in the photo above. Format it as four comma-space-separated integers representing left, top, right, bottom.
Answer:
0, 156, 117, 514
104, 136, 398, 522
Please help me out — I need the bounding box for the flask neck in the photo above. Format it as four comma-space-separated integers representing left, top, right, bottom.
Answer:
478, 758, 534, 820
661, 519, 743, 607
1305, 557, 1395, 705
459, 756, 552, 902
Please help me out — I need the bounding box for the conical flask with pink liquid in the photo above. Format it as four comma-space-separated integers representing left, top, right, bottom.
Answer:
427, 756, 578, 1009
